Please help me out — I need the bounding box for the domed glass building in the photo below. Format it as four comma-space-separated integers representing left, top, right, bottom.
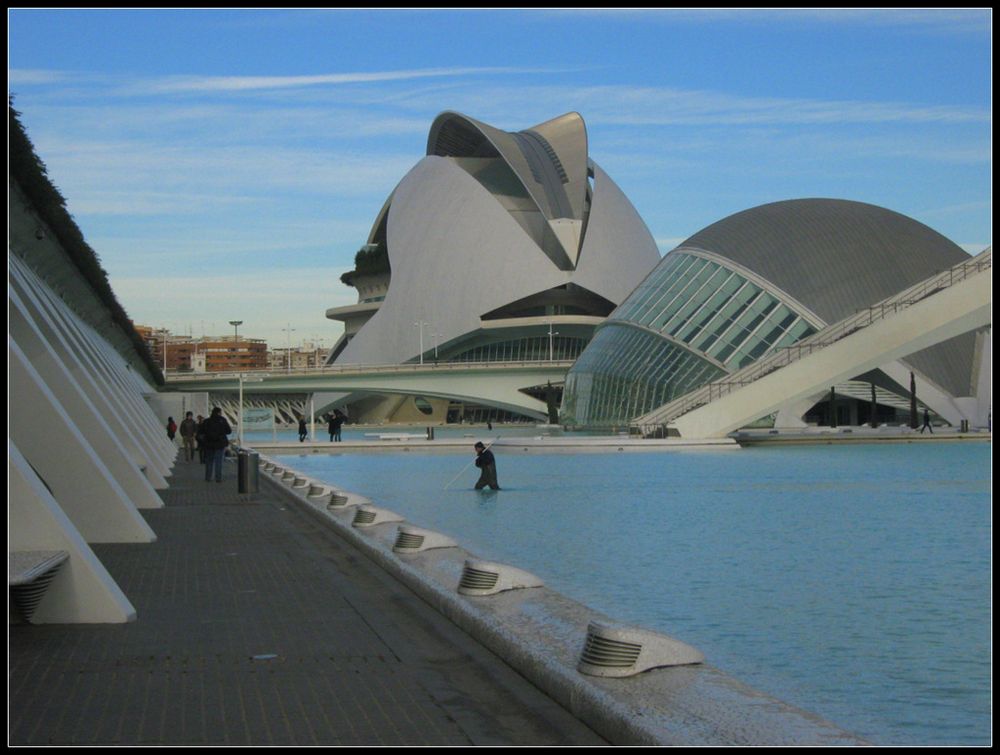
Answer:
561, 199, 982, 428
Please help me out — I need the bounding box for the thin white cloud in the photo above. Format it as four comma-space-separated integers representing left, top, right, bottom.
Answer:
393, 83, 989, 128
8, 68, 77, 85
32, 135, 416, 203
139, 66, 571, 94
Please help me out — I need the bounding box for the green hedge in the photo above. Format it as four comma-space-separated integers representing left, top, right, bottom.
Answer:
340, 242, 390, 286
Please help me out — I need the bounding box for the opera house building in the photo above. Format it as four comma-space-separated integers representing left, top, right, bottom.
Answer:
325, 111, 661, 422
561, 199, 990, 430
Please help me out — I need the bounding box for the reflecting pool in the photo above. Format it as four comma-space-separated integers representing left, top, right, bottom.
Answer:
275, 440, 991, 745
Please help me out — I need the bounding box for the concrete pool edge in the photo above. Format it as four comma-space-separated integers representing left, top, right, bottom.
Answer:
257, 458, 868, 746
245, 435, 741, 456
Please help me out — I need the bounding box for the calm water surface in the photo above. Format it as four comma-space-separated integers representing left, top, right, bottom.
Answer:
275, 440, 991, 745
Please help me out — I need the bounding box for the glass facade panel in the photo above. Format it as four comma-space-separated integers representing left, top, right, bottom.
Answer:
669, 269, 737, 342
560, 323, 726, 425
646, 258, 715, 330
562, 250, 824, 426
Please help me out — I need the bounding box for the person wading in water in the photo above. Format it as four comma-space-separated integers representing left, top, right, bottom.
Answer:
473, 441, 500, 491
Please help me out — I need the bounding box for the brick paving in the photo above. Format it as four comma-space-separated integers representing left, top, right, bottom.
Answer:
9, 454, 605, 746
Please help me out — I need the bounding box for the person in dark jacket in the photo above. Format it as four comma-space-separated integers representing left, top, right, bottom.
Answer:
473, 441, 500, 490
195, 414, 206, 463
179, 411, 198, 461
328, 410, 344, 442
298, 417, 308, 442
920, 408, 934, 434
202, 407, 232, 483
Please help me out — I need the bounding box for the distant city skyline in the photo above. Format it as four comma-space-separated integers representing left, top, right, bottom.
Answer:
8, 8, 991, 347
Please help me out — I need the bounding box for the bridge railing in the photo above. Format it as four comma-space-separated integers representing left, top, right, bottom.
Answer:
164, 358, 576, 383
635, 247, 992, 429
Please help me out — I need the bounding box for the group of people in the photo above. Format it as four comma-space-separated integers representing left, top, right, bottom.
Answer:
296, 410, 346, 442
166, 408, 232, 482
167, 409, 500, 490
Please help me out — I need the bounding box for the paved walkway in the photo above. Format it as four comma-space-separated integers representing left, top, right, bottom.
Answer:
9, 454, 605, 746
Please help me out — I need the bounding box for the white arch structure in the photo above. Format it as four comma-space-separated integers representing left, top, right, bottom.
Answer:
655, 250, 992, 439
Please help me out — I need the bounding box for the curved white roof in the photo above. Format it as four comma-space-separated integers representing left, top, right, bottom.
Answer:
336, 112, 660, 366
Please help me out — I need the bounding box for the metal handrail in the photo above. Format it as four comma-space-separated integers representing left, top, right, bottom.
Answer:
637, 248, 991, 427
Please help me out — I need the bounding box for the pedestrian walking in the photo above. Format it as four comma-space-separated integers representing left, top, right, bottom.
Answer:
166, 416, 177, 442
201, 407, 232, 483
195, 415, 206, 463
179, 411, 198, 461
298, 417, 308, 442
920, 408, 934, 434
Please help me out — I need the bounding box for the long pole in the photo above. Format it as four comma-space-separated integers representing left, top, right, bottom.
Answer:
229, 320, 243, 372
444, 436, 501, 490
238, 373, 244, 447
284, 324, 296, 373
414, 321, 425, 365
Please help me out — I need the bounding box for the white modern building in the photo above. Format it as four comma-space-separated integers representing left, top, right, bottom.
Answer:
324, 111, 661, 423
561, 199, 991, 431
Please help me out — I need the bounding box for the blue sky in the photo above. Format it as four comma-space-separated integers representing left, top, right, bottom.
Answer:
8, 8, 992, 348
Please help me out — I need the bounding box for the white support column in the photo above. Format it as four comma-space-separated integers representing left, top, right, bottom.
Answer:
8, 272, 171, 483
63, 308, 174, 459
10, 260, 175, 472
9, 287, 165, 509
880, 361, 964, 427
9, 442, 137, 624
14, 257, 169, 453
9, 337, 157, 544
86, 325, 175, 458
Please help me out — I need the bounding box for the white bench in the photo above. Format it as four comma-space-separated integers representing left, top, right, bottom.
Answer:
9, 550, 69, 623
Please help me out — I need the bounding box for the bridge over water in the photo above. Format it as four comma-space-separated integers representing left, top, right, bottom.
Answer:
164, 360, 574, 420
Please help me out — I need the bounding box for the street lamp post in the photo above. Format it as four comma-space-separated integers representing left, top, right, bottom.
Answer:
238, 372, 244, 447
282, 324, 296, 373
414, 321, 427, 365
229, 320, 243, 372
548, 322, 560, 361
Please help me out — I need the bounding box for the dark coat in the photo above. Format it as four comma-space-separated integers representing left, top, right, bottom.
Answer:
474, 448, 499, 490
201, 414, 232, 450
